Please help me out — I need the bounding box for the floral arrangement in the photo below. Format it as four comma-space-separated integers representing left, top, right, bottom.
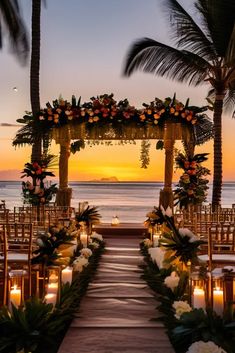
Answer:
186, 341, 226, 353
174, 152, 210, 208
32, 224, 77, 266
140, 207, 235, 353
144, 206, 205, 270
75, 205, 101, 228
21, 155, 57, 205
31, 94, 208, 129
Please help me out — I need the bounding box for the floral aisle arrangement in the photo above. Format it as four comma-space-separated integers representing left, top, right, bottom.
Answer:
140, 207, 235, 353
21, 155, 57, 205
75, 205, 102, 229
174, 152, 210, 208
0, 224, 105, 353
32, 223, 78, 266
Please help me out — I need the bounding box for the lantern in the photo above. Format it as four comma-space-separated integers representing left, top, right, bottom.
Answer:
111, 216, 120, 226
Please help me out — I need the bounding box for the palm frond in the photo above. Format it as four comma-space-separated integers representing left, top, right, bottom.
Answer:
196, 0, 235, 57
0, 0, 29, 65
193, 113, 214, 145
123, 38, 210, 86
164, 0, 216, 61
75, 206, 101, 226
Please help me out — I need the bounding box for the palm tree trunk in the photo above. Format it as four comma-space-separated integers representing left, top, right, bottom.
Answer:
212, 94, 224, 210
30, 0, 42, 163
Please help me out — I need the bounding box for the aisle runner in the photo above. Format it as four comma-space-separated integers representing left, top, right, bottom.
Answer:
58, 234, 174, 353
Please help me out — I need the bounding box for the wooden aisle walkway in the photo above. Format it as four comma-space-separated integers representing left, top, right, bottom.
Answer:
58, 231, 174, 353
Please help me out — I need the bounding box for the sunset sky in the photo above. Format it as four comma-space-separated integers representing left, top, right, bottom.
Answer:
0, 0, 235, 181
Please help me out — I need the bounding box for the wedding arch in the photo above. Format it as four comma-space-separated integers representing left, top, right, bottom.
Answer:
14, 94, 213, 208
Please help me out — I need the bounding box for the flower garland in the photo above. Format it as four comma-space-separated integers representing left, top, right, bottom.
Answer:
35, 94, 208, 129
21, 155, 57, 205
174, 152, 210, 208
140, 207, 235, 353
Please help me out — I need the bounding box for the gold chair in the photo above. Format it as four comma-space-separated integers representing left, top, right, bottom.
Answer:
1, 223, 34, 297
0, 225, 8, 306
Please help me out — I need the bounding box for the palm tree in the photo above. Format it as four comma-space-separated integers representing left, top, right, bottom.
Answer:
30, 0, 42, 163
123, 0, 235, 209
0, 0, 29, 64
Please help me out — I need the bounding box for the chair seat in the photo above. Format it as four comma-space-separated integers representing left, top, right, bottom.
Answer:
0, 253, 28, 262
199, 254, 235, 263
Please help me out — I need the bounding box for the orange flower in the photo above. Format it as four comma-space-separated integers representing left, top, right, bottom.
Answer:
186, 115, 193, 121
147, 109, 152, 115
170, 107, 175, 114
191, 119, 197, 124
154, 113, 160, 119
174, 111, 179, 116
140, 114, 146, 121
93, 116, 99, 122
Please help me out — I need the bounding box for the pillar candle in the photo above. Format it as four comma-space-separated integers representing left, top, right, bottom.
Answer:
47, 282, 58, 294
192, 288, 206, 309
10, 285, 21, 307
80, 231, 88, 247
45, 293, 57, 305
61, 266, 73, 284
153, 233, 160, 247
213, 288, 224, 316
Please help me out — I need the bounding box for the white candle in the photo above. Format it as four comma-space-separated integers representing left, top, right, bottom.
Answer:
47, 282, 58, 294
45, 293, 57, 305
153, 233, 160, 247
80, 231, 88, 247
192, 288, 206, 309
61, 266, 73, 284
10, 285, 21, 307
213, 288, 224, 316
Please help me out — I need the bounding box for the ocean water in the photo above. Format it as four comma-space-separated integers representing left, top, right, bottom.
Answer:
0, 181, 235, 223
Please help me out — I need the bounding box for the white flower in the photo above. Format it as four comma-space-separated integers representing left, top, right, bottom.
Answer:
164, 271, 180, 291
148, 247, 165, 269
186, 341, 226, 353
80, 247, 92, 258
89, 241, 99, 249
90, 232, 103, 242
141, 238, 153, 248
172, 300, 192, 320
73, 255, 89, 272
179, 228, 199, 243
160, 205, 172, 217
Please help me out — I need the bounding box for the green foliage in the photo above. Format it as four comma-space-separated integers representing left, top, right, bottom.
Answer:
75, 205, 101, 227
172, 308, 235, 353
140, 140, 151, 168
32, 226, 76, 266
174, 152, 210, 209
156, 140, 164, 150
70, 140, 85, 154
0, 298, 67, 353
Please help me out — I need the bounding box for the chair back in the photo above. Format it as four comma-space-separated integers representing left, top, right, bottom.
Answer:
0, 225, 8, 305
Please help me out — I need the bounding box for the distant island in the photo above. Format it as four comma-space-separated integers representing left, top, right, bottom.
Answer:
90, 176, 119, 182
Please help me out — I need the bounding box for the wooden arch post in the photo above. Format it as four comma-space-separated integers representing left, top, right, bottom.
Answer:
159, 122, 175, 209
159, 122, 195, 209
55, 126, 72, 206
